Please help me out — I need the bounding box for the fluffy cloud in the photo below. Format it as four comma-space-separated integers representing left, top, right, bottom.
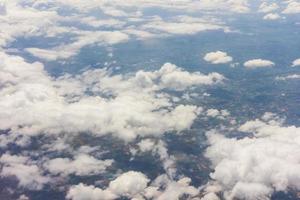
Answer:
67, 183, 117, 200
206, 109, 230, 119
205, 113, 300, 200
0, 0, 242, 60
203, 51, 233, 64
243, 59, 275, 68
292, 58, 300, 67
67, 171, 149, 200
148, 175, 199, 200
66, 172, 199, 200
45, 154, 113, 176
0, 53, 224, 144
109, 171, 150, 197
0, 153, 50, 190
0, 1, 61, 47
282, 1, 300, 14
263, 13, 281, 20
259, 3, 279, 13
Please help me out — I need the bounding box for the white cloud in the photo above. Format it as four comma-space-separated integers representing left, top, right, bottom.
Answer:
259, 2, 279, 13
26, 31, 129, 61
0, 53, 223, 144
109, 171, 150, 197
78, 17, 125, 28
263, 13, 281, 20
276, 74, 300, 81
67, 183, 117, 200
0, 0, 243, 61
138, 139, 156, 152
45, 154, 113, 176
0, 153, 50, 190
17, 195, 29, 200
243, 59, 275, 68
141, 16, 228, 36
50, 0, 250, 14
66, 171, 149, 200
205, 113, 300, 200
67, 172, 199, 200
204, 51, 233, 64
206, 109, 230, 119
147, 175, 199, 200
282, 1, 300, 14
292, 58, 300, 67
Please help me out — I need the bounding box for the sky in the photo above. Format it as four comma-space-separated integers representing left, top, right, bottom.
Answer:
0, 0, 300, 200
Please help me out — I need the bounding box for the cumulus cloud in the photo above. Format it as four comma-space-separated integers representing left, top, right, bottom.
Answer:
206, 109, 230, 119
109, 171, 150, 197
203, 51, 233, 64
67, 183, 117, 200
259, 2, 279, 13
67, 172, 199, 200
263, 13, 281, 20
0, 53, 224, 144
148, 175, 199, 200
292, 58, 300, 67
0, 153, 50, 190
45, 154, 113, 176
0, 1, 61, 47
205, 113, 300, 200
282, 1, 300, 14
243, 59, 275, 68
67, 171, 149, 200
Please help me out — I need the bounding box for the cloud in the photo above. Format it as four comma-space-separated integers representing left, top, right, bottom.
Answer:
263, 13, 281, 20
0, 1, 61, 47
0, 153, 50, 190
137, 139, 177, 177
276, 74, 300, 81
109, 171, 150, 197
26, 31, 129, 61
206, 109, 230, 119
66, 172, 199, 200
45, 154, 113, 176
259, 3, 279, 13
141, 16, 228, 35
67, 171, 149, 200
203, 51, 233, 64
0, 0, 241, 60
67, 183, 117, 200
205, 113, 300, 200
149, 175, 199, 200
292, 58, 300, 67
282, 1, 300, 14
243, 59, 275, 68
49, 0, 250, 14
0, 53, 224, 144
